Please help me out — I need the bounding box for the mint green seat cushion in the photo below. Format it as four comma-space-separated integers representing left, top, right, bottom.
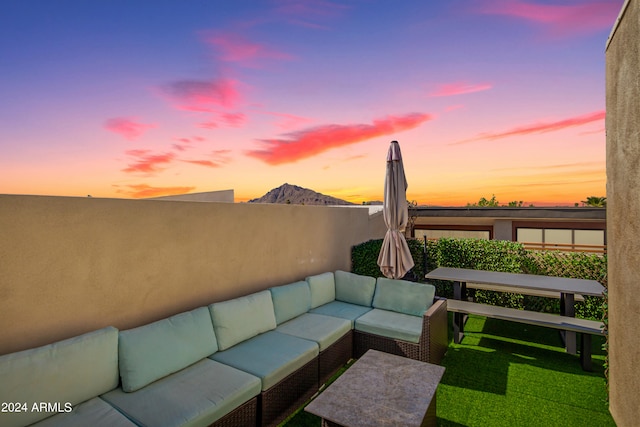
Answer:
306, 272, 336, 308
309, 301, 373, 327
276, 313, 351, 351
102, 359, 261, 427
373, 278, 436, 316
0, 326, 119, 427
209, 290, 277, 350
210, 331, 318, 391
32, 398, 136, 427
270, 281, 311, 325
118, 306, 218, 392
334, 270, 376, 307
355, 309, 423, 343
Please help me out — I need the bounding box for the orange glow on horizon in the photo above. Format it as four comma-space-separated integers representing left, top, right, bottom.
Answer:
0, 1, 619, 204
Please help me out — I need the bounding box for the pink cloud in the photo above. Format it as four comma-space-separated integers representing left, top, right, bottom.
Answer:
160, 78, 241, 111
259, 111, 314, 130
172, 136, 206, 152
203, 31, 292, 66
211, 149, 232, 161
172, 136, 206, 144
247, 113, 433, 165
430, 82, 492, 97
199, 121, 219, 129
122, 149, 176, 174
473, 0, 620, 38
452, 110, 606, 145
104, 117, 156, 141
445, 104, 465, 112
493, 161, 604, 172
114, 184, 196, 199
579, 127, 606, 136
182, 160, 221, 168
220, 112, 247, 127
198, 112, 247, 129
172, 144, 189, 152
182, 150, 232, 168
273, 0, 350, 29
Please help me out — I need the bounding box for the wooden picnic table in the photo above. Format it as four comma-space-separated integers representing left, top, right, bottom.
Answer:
425, 267, 605, 355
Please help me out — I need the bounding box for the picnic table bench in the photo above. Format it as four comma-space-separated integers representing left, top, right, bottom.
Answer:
446, 299, 604, 370
463, 282, 584, 302
425, 267, 606, 371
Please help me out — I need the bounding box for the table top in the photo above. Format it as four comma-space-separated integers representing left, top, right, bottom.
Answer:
305, 350, 445, 427
425, 267, 605, 296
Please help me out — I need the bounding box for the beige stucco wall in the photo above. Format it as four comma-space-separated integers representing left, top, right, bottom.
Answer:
368, 211, 388, 239
606, 1, 640, 425
0, 195, 370, 355
149, 189, 234, 202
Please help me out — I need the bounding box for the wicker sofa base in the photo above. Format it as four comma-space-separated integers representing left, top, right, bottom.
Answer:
260, 357, 319, 427
354, 330, 422, 360
210, 396, 257, 427
354, 298, 448, 364
222, 298, 447, 426
319, 330, 353, 385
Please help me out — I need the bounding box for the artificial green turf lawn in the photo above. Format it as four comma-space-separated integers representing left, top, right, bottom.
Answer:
437, 314, 612, 426
282, 314, 613, 427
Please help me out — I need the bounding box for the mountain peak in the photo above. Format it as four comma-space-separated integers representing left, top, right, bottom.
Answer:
248, 184, 355, 205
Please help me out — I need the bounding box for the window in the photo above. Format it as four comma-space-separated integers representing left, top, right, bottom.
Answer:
513, 221, 606, 253
414, 225, 492, 240
575, 229, 605, 246
516, 228, 542, 243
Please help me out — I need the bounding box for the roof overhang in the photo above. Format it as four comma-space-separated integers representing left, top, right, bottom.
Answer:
410, 207, 606, 221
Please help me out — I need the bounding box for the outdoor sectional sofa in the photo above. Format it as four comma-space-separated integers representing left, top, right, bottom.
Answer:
0, 270, 448, 427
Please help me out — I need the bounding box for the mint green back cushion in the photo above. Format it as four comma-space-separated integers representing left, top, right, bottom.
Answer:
118, 307, 218, 392
0, 327, 119, 427
373, 278, 436, 316
306, 272, 336, 308
270, 281, 311, 325
209, 290, 277, 350
334, 270, 376, 307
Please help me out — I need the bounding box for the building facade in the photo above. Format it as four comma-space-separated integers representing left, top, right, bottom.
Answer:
409, 207, 606, 253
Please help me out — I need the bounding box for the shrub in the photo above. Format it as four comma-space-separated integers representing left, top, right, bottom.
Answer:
351, 238, 428, 280
351, 239, 384, 278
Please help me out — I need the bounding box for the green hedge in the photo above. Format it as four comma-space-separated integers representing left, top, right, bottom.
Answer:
521, 251, 607, 320
351, 238, 428, 280
351, 237, 607, 321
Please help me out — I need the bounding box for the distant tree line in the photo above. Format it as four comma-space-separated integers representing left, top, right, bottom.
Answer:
579, 196, 606, 207
464, 195, 607, 208
466, 194, 529, 207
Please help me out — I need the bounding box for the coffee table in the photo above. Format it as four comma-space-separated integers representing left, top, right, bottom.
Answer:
305, 349, 445, 427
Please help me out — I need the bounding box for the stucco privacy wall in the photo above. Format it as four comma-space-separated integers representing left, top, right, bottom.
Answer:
606, 0, 640, 425
0, 195, 370, 355
149, 189, 234, 202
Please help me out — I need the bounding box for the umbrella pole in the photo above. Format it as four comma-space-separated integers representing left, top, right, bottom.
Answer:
423, 235, 427, 282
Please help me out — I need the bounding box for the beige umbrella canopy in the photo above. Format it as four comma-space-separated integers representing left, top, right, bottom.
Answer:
377, 140, 415, 279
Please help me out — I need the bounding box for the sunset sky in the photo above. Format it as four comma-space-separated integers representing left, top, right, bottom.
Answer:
0, 0, 624, 206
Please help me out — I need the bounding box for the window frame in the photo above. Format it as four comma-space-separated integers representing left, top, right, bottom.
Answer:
412, 224, 494, 240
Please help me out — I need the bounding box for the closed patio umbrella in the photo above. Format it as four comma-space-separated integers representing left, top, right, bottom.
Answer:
377, 140, 415, 279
